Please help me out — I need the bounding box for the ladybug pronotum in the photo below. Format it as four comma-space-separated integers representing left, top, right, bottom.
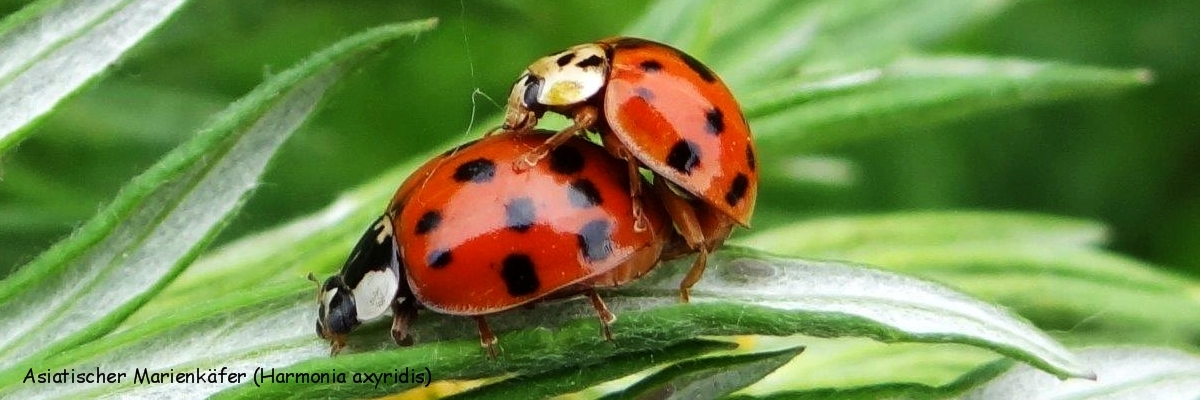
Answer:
501, 37, 758, 301
315, 130, 675, 356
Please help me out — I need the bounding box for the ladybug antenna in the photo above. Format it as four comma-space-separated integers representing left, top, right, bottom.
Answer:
307, 272, 322, 302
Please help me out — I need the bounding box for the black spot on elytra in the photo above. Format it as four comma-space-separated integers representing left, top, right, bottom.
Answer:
568, 179, 603, 208
705, 107, 725, 135
415, 211, 441, 235
674, 49, 717, 83
725, 173, 750, 207
454, 158, 496, 183
505, 197, 537, 232
427, 249, 452, 269
639, 60, 663, 72
666, 140, 701, 175
746, 146, 757, 171
634, 87, 655, 101
576, 54, 604, 68
549, 145, 585, 175
555, 52, 575, 67
576, 220, 613, 262
501, 254, 540, 296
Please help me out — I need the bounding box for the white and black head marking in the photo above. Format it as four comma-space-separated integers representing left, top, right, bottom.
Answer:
315, 216, 405, 355
508, 43, 610, 117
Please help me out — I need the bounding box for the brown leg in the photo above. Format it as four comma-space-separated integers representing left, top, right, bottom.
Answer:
602, 136, 648, 232
652, 181, 709, 303
586, 289, 616, 342
515, 106, 600, 170
328, 335, 347, 356
474, 316, 499, 359
390, 300, 418, 347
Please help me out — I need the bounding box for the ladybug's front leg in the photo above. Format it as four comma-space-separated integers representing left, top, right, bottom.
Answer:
389, 299, 419, 347
515, 106, 599, 171
473, 316, 499, 359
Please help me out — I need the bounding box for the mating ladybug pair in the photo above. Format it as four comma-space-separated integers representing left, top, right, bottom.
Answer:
314, 37, 758, 356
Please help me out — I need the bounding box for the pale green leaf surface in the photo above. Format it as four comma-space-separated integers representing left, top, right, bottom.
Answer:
24, 244, 1091, 399
199, 246, 1090, 398
963, 347, 1200, 400
0, 19, 438, 397
740, 213, 1200, 349
0, 0, 190, 153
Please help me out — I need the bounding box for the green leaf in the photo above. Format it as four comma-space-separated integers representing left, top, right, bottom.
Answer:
739, 212, 1200, 350
0, 19, 438, 395
964, 347, 1200, 399
611, 247, 1094, 380
736, 211, 1109, 255
743, 55, 1152, 152
0, 0, 191, 154
447, 339, 739, 400
26, 242, 1086, 398
198, 245, 1087, 399
598, 345, 804, 400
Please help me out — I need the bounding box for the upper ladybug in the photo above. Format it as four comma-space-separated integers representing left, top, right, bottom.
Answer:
315, 130, 674, 356
502, 37, 757, 301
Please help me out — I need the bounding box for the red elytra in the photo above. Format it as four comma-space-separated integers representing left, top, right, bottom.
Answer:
502, 37, 757, 301
383, 130, 672, 356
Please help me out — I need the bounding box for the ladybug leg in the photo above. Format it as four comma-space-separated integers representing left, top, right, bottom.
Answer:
515, 106, 599, 170
586, 289, 616, 342
601, 136, 649, 232
652, 181, 709, 303
389, 299, 418, 347
474, 316, 499, 359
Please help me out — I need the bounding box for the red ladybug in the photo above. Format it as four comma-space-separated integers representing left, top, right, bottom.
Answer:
502, 37, 757, 301
315, 131, 672, 356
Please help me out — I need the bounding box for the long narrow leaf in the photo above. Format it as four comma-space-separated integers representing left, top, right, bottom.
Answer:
0, 0, 190, 153
448, 340, 739, 400
599, 346, 805, 400
202, 245, 1089, 399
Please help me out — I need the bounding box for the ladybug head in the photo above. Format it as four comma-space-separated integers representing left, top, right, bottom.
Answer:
504, 43, 609, 130
313, 216, 407, 356
315, 275, 359, 355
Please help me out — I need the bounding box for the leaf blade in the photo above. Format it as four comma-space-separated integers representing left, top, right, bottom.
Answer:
0, 0, 191, 153
600, 346, 805, 400
963, 347, 1200, 399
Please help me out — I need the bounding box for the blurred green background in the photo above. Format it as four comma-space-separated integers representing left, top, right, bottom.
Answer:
1, 0, 1196, 279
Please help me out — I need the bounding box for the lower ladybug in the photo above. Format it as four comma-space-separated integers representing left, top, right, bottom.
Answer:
315, 130, 673, 356
501, 37, 758, 302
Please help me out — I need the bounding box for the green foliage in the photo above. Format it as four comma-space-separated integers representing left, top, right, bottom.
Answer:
1, 0, 1196, 399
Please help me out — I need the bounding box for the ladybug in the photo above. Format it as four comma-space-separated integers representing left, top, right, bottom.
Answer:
315, 130, 673, 356
501, 37, 757, 301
